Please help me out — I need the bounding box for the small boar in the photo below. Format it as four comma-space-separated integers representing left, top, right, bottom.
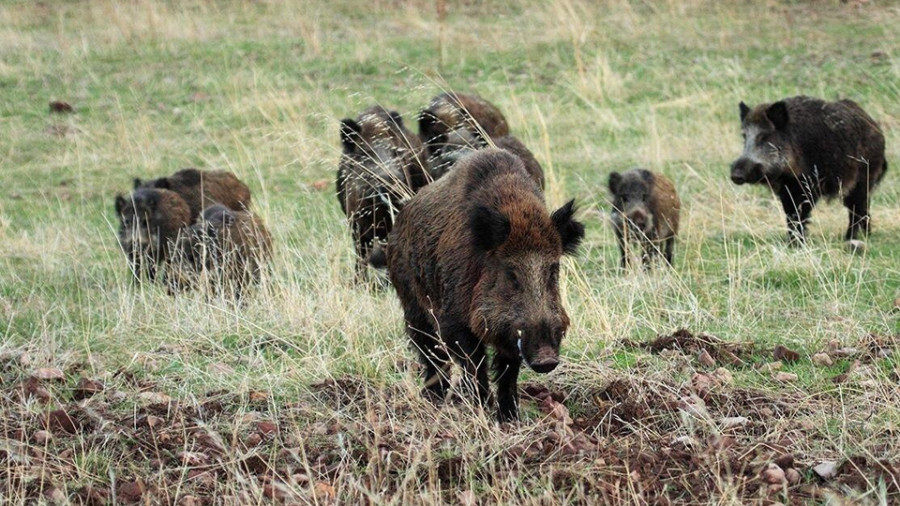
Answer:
386, 148, 584, 422
730, 96, 887, 245
337, 105, 429, 283
418, 92, 510, 177
175, 204, 272, 298
608, 169, 680, 269
114, 188, 191, 282
135, 168, 252, 223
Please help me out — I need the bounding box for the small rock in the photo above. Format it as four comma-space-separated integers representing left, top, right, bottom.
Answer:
773, 345, 800, 363
720, 416, 749, 429
293, 473, 310, 485
759, 361, 783, 373
142, 415, 164, 429
812, 353, 833, 367
761, 463, 786, 484
33, 368, 65, 381
314, 481, 336, 500
74, 378, 104, 400
712, 367, 734, 386
812, 461, 838, 480
49, 101, 74, 113
785, 468, 802, 485
759, 407, 774, 418
33, 430, 52, 444
255, 420, 278, 436
832, 347, 859, 358
827, 339, 841, 351
46, 409, 79, 434
245, 433, 263, 447
249, 391, 268, 403
179, 495, 200, 506
773, 372, 798, 382
117, 480, 145, 503
43, 486, 66, 502
698, 349, 716, 367
138, 391, 172, 405
177, 451, 209, 466
774, 454, 795, 469
690, 372, 713, 396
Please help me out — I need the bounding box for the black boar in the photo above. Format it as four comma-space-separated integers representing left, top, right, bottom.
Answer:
730, 96, 887, 245
175, 204, 272, 298
608, 169, 681, 269
135, 168, 252, 223
386, 148, 584, 422
418, 92, 510, 177
114, 188, 192, 282
336, 105, 429, 283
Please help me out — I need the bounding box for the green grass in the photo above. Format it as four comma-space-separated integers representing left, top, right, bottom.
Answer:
1, 0, 899, 504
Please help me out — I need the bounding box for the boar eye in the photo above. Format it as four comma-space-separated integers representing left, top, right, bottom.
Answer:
505, 268, 520, 289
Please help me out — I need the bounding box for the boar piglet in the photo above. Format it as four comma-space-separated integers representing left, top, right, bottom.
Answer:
730, 96, 887, 245
337, 105, 429, 284
608, 168, 680, 269
115, 188, 191, 283
175, 204, 272, 299
135, 168, 252, 224
386, 148, 584, 422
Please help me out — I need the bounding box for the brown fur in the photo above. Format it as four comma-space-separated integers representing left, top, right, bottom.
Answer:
731, 95, 887, 243
114, 188, 192, 284
608, 169, 681, 269
386, 148, 584, 421
419, 92, 511, 178
175, 204, 272, 298
135, 168, 252, 223
336, 105, 429, 283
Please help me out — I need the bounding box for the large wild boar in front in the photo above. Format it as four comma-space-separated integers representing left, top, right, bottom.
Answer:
730, 96, 887, 245
337, 106, 429, 284
385, 148, 584, 422
608, 168, 680, 269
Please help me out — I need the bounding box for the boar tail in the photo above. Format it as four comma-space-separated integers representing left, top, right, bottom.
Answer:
369, 242, 388, 269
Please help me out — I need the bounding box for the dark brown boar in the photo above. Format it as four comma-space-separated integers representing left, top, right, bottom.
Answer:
114, 188, 191, 283
608, 169, 680, 269
386, 148, 584, 422
135, 168, 252, 223
418, 92, 510, 177
175, 204, 272, 298
424, 127, 545, 189
336, 105, 429, 283
730, 96, 887, 245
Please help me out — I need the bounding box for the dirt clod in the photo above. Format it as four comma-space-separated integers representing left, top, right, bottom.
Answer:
812, 353, 833, 367
773, 345, 800, 363
33, 368, 65, 381
49, 101, 74, 113
74, 378, 104, 400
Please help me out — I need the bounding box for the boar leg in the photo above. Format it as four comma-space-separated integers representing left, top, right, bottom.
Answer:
664, 237, 675, 265
614, 226, 629, 270
777, 183, 815, 245
842, 182, 870, 240
443, 319, 490, 408
494, 354, 521, 422
406, 309, 451, 402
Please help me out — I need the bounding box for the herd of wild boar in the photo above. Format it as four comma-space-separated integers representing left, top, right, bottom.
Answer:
114, 91, 888, 421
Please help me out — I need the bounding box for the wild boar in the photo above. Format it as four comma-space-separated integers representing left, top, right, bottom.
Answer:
730, 96, 887, 245
608, 169, 680, 269
385, 148, 584, 422
418, 92, 510, 177
336, 105, 429, 283
135, 168, 252, 223
175, 204, 272, 298
114, 188, 191, 283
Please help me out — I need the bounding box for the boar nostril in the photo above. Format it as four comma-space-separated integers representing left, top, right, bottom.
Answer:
528, 357, 559, 374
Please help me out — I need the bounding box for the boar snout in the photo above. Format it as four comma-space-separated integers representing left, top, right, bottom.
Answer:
626, 208, 649, 230
517, 322, 563, 374
528, 346, 560, 373
730, 158, 763, 185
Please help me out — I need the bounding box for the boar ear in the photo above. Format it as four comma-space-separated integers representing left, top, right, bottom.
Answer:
153, 178, 172, 190
608, 172, 622, 193
388, 111, 404, 129
739, 101, 750, 121
114, 194, 126, 215
552, 199, 585, 256
133, 178, 143, 190
766, 101, 789, 130
470, 204, 510, 252
340, 119, 362, 153
419, 110, 441, 139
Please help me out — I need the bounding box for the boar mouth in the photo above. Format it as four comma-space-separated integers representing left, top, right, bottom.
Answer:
517, 330, 560, 374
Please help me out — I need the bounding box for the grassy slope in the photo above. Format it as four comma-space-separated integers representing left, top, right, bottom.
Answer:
1, 0, 899, 504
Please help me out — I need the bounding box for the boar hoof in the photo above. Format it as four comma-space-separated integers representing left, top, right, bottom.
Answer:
845, 239, 867, 254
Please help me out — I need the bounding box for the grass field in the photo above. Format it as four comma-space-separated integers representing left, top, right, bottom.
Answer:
1, 0, 899, 504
